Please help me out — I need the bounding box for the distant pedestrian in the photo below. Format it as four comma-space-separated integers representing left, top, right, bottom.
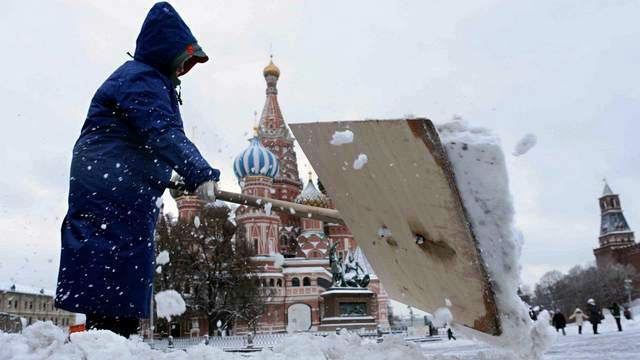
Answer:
552, 310, 567, 335
569, 308, 589, 334
529, 307, 538, 321
623, 306, 632, 320
609, 302, 622, 332
586, 299, 603, 335
447, 326, 456, 340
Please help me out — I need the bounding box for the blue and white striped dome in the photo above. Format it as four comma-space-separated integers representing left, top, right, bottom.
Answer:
233, 137, 280, 180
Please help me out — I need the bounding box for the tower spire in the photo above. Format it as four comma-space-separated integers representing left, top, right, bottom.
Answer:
256, 57, 302, 226
602, 178, 614, 196
597, 181, 634, 248
259, 56, 285, 137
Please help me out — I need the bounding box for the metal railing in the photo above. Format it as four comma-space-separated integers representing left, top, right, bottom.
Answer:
144, 327, 439, 352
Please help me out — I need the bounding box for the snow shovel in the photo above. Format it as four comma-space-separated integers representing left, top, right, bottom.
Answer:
289, 118, 500, 335
169, 118, 500, 335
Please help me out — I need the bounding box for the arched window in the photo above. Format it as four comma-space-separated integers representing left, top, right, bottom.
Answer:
277, 279, 283, 287
291, 278, 300, 287
303, 277, 311, 287
269, 279, 275, 287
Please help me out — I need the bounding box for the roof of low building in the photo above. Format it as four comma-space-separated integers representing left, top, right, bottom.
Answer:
0, 283, 54, 297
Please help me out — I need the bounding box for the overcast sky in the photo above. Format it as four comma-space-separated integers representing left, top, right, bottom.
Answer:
1, 0, 638, 296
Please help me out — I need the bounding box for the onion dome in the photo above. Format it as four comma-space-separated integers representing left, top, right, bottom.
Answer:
233, 136, 280, 180
263, 57, 280, 78
295, 177, 329, 208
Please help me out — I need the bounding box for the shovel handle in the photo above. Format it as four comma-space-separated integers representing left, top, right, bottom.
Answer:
167, 181, 344, 225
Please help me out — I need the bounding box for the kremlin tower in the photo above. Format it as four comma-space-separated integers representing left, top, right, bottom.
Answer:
593, 181, 639, 270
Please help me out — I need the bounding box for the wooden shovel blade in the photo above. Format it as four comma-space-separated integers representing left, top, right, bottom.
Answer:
290, 119, 500, 335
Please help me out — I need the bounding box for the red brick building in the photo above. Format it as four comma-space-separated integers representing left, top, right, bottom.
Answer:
169, 58, 389, 335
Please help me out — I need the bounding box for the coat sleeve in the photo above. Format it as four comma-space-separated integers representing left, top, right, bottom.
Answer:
117, 72, 219, 191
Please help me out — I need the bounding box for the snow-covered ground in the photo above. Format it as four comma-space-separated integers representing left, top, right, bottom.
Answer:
421, 311, 639, 359
1, 313, 637, 359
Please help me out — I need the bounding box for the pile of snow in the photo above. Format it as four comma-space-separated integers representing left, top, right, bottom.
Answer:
154, 290, 186, 321
353, 154, 368, 170
512, 133, 537, 156
437, 117, 555, 359
330, 129, 354, 145
0, 322, 428, 360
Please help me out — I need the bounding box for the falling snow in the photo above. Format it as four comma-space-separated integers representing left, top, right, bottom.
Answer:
155, 250, 170, 265
154, 290, 186, 321
513, 133, 537, 156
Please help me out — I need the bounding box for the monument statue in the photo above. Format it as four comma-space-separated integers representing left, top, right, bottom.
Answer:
329, 242, 369, 288
329, 242, 345, 287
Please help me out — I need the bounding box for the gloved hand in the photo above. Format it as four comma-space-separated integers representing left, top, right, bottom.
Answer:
196, 180, 218, 202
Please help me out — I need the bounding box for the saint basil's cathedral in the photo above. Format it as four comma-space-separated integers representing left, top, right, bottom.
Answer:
170, 58, 389, 333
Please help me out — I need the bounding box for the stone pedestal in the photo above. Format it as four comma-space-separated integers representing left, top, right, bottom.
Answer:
318, 288, 376, 331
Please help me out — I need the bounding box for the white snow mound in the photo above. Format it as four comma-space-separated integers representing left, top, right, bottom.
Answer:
0, 323, 428, 360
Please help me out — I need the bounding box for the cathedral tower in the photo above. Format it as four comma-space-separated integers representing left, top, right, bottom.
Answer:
257, 57, 303, 227
233, 134, 281, 256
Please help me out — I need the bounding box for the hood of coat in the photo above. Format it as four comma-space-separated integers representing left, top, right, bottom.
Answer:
134, 2, 208, 83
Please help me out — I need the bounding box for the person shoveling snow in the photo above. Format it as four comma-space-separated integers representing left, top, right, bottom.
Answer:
55, 2, 219, 337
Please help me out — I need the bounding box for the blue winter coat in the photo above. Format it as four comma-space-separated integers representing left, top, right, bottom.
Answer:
55, 2, 218, 318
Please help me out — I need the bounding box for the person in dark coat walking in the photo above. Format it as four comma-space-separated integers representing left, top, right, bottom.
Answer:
55, 2, 219, 337
586, 298, 603, 335
609, 302, 623, 332
552, 309, 567, 335
446, 325, 456, 340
